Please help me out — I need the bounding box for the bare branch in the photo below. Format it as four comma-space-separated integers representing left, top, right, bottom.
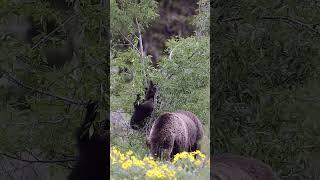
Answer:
168, 42, 183, 61
220, 16, 320, 34
32, 15, 76, 50
136, 18, 146, 59
118, 31, 141, 54
168, 49, 174, 60
3, 70, 86, 106
294, 96, 320, 103
135, 18, 148, 88
38, 116, 65, 124
0, 152, 76, 164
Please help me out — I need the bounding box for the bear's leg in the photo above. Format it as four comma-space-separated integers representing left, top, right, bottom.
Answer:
171, 143, 180, 159
191, 142, 201, 159
159, 136, 174, 161
190, 142, 198, 151
162, 148, 172, 161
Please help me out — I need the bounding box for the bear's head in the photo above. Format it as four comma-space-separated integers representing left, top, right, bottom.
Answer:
146, 136, 173, 160
130, 81, 157, 130
130, 99, 154, 130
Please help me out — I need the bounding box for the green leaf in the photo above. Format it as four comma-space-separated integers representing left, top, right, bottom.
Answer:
89, 124, 94, 139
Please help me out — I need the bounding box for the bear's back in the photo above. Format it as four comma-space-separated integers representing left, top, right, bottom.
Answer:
150, 112, 202, 148
149, 112, 189, 138
175, 111, 204, 138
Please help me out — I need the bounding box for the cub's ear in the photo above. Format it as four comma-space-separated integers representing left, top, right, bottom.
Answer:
134, 101, 140, 108
133, 94, 141, 108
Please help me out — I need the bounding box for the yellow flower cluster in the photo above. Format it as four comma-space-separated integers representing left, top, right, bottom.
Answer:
111, 146, 208, 180
111, 147, 146, 169
145, 164, 176, 179
173, 150, 206, 167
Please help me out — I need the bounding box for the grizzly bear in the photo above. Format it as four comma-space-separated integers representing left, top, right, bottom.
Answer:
146, 111, 204, 159
130, 99, 154, 130
130, 81, 157, 130
211, 154, 280, 180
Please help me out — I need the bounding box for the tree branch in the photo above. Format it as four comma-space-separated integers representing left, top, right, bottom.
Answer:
32, 15, 76, 50
220, 16, 320, 34
294, 96, 320, 103
136, 18, 146, 59
135, 18, 148, 88
118, 31, 141, 54
3, 70, 86, 106
0, 152, 76, 164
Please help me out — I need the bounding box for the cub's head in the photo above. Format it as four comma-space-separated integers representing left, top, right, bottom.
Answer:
130, 81, 157, 130
130, 98, 154, 130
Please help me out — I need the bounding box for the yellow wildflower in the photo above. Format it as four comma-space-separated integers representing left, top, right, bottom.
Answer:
143, 157, 158, 167
132, 156, 145, 167
198, 153, 206, 159
111, 146, 208, 179
194, 160, 202, 166
122, 159, 133, 169
160, 164, 175, 177
146, 167, 166, 178
119, 154, 126, 162
126, 150, 134, 156
111, 155, 116, 164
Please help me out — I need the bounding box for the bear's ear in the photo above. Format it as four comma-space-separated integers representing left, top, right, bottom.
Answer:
149, 80, 156, 90
149, 80, 154, 87
133, 94, 141, 108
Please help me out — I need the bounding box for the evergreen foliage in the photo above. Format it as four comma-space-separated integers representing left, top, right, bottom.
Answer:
211, 0, 320, 178
0, 0, 109, 178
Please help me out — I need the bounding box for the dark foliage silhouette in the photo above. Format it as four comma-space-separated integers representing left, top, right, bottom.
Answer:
68, 101, 108, 180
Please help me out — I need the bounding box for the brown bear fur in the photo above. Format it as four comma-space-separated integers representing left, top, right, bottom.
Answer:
144, 80, 156, 100
211, 154, 280, 180
146, 111, 204, 159
130, 81, 157, 130
130, 99, 154, 130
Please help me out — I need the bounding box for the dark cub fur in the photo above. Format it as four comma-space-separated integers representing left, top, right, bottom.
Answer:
130, 81, 157, 130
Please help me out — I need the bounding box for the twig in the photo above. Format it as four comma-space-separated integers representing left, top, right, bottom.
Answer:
46, 58, 106, 90
187, 51, 197, 61
168, 43, 182, 61
168, 49, 174, 60
0, 160, 16, 180
261, 16, 319, 34
118, 31, 141, 54
32, 15, 76, 50
294, 96, 320, 103
220, 16, 320, 35
3, 70, 86, 106
0, 152, 76, 164
24, 149, 39, 161
0, 163, 31, 177
38, 116, 65, 124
